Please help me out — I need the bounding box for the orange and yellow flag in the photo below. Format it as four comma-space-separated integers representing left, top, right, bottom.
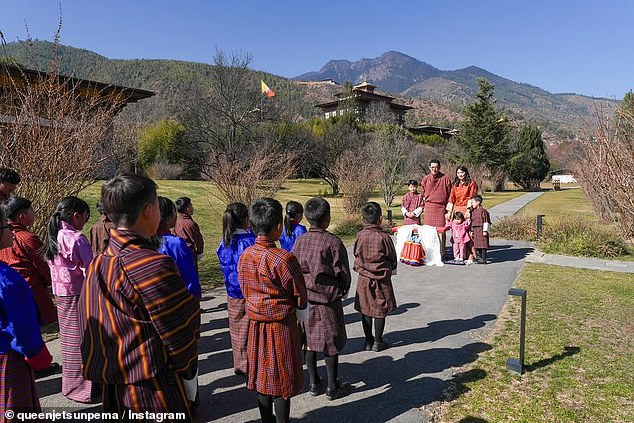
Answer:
261, 80, 276, 98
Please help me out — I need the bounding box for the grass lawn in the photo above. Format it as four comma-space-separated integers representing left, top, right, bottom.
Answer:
78, 179, 526, 288
517, 187, 597, 221
437, 263, 634, 423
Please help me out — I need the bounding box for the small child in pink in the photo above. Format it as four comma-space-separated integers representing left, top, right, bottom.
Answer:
443, 211, 471, 264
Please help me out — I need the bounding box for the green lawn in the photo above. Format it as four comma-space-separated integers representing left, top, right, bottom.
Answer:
438, 263, 634, 423
78, 179, 526, 288
517, 187, 597, 221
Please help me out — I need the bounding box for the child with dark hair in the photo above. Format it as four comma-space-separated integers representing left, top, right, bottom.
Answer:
468, 195, 491, 264
442, 211, 472, 264
0, 168, 21, 203
79, 174, 200, 418
88, 200, 114, 255
401, 179, 424, 225
0, 197, 57, 325
217, 202, 255, 376
292, 197, 352, 400
354, 201, 398, 352
0, 205, 53, 413
279, 200, 307, 252
156, 196, 201, 299
174, 197, 204, 271
238, 198, 307, 423
44, 196, 94, 403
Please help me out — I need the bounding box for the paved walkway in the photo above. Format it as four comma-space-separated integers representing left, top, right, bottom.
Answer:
525, 251, 634, 273
35, 192, 630, 421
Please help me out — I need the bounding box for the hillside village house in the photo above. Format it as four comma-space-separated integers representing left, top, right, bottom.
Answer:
315, 81, 457, 139
316, 81, 413, 125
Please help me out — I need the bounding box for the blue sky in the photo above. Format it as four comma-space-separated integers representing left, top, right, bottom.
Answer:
1, 0, 632, 98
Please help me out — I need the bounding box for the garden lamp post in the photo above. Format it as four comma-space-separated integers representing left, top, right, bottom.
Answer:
506, 288, 527, 374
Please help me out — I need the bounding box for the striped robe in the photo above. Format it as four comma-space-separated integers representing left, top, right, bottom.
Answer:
79, 228, 200, 421
238, 236, 307, 399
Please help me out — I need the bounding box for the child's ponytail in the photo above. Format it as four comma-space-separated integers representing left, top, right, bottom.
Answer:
284, 201, 303, 237
222, 203, 249, 246
43, 196, 90, 260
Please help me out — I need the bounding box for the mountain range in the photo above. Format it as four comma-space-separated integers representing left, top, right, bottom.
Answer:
296, 51, 619, 138
2, 42, 618, 141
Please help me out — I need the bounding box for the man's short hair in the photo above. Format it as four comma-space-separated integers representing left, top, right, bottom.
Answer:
361, 201, 382, 224
429, 159, 441, 167
249, 198, 283, 236
101, 174, 157, 227
472, 194, 483, 203
1, 196, 31, 221
407, 179, 419, 186
0, 168, 21, 185
304, 197, 330, 227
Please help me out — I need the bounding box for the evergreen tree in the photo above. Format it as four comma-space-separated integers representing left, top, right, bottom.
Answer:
457, 78, 510, 173
506, 124, 550, 191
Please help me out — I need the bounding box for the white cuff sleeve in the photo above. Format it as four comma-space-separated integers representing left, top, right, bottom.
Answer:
182, 369, 198, 401
483, 222, 490, 232
401, 207, 408, 216
413, 207, 423, 217
296, 304, 310, 322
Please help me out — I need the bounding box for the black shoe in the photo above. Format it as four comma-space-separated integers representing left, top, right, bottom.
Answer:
364, 336, 375, 351
34, 362, 61, 379
309, 378, 323, 396
372, 339, 390, 352
233, 368, 246, 376
475, 258, 485, 264
326, 381, 352, 400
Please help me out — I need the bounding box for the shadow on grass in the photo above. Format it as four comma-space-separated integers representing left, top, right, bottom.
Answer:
525, 346, 581, 372
458, 417, 489, 423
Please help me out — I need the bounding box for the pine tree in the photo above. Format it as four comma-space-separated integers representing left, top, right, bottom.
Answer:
457, 78, 510, 173
506, 124, 550, 190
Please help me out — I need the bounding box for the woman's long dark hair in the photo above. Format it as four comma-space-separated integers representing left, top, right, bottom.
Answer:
44, 196, 90, 260
454, 165, 472, 187
222, 203, 249, 246
284, 201, 303, 237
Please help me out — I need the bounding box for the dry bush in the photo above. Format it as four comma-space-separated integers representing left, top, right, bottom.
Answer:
333, 148, 379, 213
205, 152, 296, 206
467, 163, 506, 192
0, 38, 125, 237
147, 159, 184, 180
573, 108, 634, 242
490, 214, 539, 241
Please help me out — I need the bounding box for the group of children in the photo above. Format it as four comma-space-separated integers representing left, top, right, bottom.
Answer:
0, 169, 205, 418
218, 197, 398, 422
401, 178, 491, 265
0, 163, 493, 422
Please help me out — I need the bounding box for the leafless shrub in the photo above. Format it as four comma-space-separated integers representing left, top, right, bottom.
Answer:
0, 33, 125, 237
371, 126, 411, 207
333, 147, 378, 213
467, 163, 506, 192
573, 107, 634, 242
205, 152, 297, 206
147, 159, 184, 180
